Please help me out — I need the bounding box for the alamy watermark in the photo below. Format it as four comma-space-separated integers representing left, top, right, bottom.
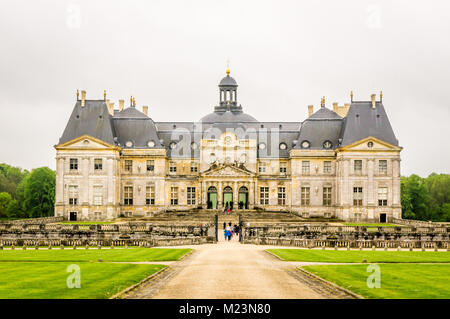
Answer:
66, 264, 81, 289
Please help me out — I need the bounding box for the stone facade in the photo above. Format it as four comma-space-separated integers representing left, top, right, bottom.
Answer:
54, 71, 402, 222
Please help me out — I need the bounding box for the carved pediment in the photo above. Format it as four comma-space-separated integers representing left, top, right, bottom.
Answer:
55, 135, 120, 151
337, 137, 402, 152
201, 163, 254, 177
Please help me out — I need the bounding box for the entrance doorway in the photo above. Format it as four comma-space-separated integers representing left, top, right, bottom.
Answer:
207, 186, 218, 209
238, 186, 248, 209
69, 212, 77, 221
380, 213, 387, 223
223, 186, 233, 209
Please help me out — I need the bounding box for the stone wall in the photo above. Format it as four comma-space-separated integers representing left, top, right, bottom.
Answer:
0, 216, 64, 225
241, 224, 450, 249
0, 222, 215, 247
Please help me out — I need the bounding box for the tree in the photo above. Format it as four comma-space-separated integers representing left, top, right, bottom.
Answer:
0, 192, 12, 218
23, 167, 56, 218
401, 175, 430, 220
6, 199, 24, 219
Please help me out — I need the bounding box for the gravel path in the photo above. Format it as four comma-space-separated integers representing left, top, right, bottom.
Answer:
124, 242, 357, 299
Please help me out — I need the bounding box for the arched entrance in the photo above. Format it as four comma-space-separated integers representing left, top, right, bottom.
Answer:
207, 186, 218, 209
238, 186, 249, 209
223, 186, 233, 209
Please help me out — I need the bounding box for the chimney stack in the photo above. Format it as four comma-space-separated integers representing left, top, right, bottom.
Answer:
142, 106, 148, 116
332, 102, 338, 113
81, 90, 86, 107
119, 99, 124, 112
106, 101, 114, 116
308, 105, 314, 117
371, 94, 376, 109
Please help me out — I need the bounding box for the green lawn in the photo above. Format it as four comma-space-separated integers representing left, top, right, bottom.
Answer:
0, 248, 191, 262
303, 264, 450, 299
0, 262, 164, 299
268, 249, 450, 263
0, 248, 191, 298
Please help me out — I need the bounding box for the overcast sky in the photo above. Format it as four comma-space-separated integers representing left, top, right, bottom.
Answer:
0, 0, 449, 177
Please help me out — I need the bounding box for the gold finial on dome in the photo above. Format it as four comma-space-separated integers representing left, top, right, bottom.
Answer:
226, 68, 230, 76
104, 90, 106, 101
226, 59, 230, 76
380, 90, 383, 102
350, 90, 354, 102
76, 89, 79, 100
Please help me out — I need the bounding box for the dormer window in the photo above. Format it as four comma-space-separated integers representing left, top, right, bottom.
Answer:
323, 140, 332, 149
301, 140, 310, 149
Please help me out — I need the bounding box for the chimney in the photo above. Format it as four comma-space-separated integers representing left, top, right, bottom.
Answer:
332, 102, 338, 112
142, 106, 148, 116
371, 94, 376, 109
107, 102, 114, 116
119, 99, 124, 112
81, 90, 86, 107
308, 105, 314, 117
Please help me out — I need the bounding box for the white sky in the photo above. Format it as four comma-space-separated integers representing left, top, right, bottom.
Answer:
0, 0, 449, 177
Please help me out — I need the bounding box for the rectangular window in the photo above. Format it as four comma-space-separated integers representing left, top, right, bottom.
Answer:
279, 162, 287, 174
302, 161, 310, 174
354, 160, 362, 174
169, 161, 177, 173
170, 187, 178, 205
260, 187, 269, 205
69, 158, 78, 171
187, 187, 196, 205
93, 186, 103, 205
94, 158, 102, 171
146, 160, 154, 172
378, 187, 388, 206
68, 185, 78, 205
323, 187, 332, 206
146, 186, 155, 205
258, 162, 266, 173
353, 187, 363, 206
190, 162, 198, 173
278, 187, 286, 205
379, 160, 387, 175
323, 161, 332, 173
125, 160, 132, 172
124, 186, 133, 205
301, 187, 310, 206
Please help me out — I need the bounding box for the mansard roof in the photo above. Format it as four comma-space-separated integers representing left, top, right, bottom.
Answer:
339, 101, 398, 147
59, 100, 116, 145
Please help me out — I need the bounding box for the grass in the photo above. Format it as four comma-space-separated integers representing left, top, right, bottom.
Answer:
0, 248, 191, 298
303, 264, 450, 299
267, 249, 450, 263
0, 248, 191, 262
0, 262, 164, 299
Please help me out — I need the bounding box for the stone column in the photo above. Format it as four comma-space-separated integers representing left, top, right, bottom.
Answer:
82, 157, 90, 205
55, 156, 65, 205
249, 180, 254, 209
218, 181, 222, 209
367, 159, 375, 206
233, 181, 238, 209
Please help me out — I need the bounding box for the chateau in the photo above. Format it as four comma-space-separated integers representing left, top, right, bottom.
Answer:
54, 70, 402, 222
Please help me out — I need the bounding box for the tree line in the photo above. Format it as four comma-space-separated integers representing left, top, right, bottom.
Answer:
0, 162, 449, 221
401, 173, 450, 222
0, 163, 55, 219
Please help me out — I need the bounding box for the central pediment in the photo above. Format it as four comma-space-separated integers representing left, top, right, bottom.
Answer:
201, 163, 255, 177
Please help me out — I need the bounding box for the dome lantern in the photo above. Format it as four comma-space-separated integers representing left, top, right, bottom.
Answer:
219, 69, 238, 107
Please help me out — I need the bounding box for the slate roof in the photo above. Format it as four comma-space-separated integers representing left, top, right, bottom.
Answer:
339, 101, 398, 146
59, 100, 116, 145
294, 106, 343, 150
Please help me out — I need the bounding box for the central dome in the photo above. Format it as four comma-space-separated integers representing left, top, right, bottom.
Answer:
200, 110, 258, 123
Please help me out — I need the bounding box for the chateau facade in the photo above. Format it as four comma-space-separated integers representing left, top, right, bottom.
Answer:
54, 70, 402, 222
